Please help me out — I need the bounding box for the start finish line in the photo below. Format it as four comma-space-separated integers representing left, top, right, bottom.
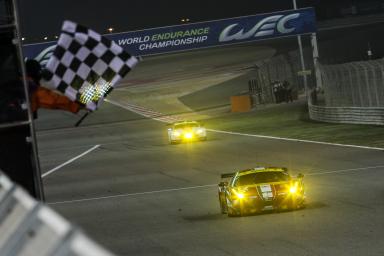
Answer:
23, 7, 316, 61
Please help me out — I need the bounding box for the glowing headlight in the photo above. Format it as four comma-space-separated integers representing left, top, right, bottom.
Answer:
184, 132, 193, 139
196, 128, 204, 134
289, 186, 297, 194
232, 189, 245, 199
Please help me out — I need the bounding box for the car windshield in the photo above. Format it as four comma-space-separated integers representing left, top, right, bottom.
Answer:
174, 123, 199, 129
233, 172, 290, 186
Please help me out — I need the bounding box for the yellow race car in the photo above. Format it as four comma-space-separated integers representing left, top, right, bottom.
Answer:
218, 167, 305, 217
167, 121, 207, 144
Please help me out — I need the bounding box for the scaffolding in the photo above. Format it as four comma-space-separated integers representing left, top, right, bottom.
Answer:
0, 0, 43, 199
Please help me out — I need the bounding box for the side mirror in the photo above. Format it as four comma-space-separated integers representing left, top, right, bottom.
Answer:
297, 173, 304, 179
219, 181, 228, 187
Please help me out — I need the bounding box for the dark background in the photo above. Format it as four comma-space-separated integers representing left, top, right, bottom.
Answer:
17, 0, 384, 42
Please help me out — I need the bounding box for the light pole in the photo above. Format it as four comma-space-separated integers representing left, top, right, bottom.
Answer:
292, 0, 309, 102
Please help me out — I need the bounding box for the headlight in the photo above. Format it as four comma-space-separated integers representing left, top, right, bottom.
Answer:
289, 186, 297, 194
196, 128, 205, 134
231, 189, 245, 199
184, 132, 193, 139
289, 182, 299, 194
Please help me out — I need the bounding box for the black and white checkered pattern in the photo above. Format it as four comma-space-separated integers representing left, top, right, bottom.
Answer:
43, 20, 139, 111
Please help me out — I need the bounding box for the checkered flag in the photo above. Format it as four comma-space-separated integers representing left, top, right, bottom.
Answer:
42, 20, 139, 111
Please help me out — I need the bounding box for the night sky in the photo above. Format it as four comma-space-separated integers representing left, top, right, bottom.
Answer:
18, 0, 382, 42
18, 0, 321, 42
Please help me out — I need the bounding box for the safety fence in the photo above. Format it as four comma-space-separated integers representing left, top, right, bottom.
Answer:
308, 59, 384, 125
0, 171, 115, 256
249, 48, 315, 105
320, 59, 384, 107
251, 49, 384, 125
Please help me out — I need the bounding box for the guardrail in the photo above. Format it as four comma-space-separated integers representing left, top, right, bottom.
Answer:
0, 171, 115, 256
308, 104, 384, 125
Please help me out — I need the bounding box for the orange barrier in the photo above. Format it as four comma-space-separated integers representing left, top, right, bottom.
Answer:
230, 95, 252, 112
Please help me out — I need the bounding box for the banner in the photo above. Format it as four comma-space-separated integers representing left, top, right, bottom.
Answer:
23, 8, 316, 61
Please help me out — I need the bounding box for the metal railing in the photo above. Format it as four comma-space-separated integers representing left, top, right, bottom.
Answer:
0, 171, 115, 256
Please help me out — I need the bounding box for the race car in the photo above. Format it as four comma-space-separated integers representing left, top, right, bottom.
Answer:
167, 121, 207, 144
218, 167, 305, 217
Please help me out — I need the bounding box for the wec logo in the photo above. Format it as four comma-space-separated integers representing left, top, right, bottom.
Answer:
219, 13, 300, 42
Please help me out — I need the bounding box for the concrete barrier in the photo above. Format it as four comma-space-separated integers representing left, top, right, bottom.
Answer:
308, 104, 384, 125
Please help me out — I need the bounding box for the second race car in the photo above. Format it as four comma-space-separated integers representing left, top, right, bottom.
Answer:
218, 167, 305, 216
167, 121, 207, 144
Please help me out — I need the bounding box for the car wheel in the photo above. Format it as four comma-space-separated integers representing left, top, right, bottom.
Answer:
291, 197, 306, 210
227, 207, 241, 217
287, 201, 304, 211
297, 199, 306, 209
219, 194, 227, 214
227, 209, 236, 217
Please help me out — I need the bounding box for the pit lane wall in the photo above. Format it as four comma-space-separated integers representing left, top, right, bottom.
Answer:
0, 171, 115, 256
22, 8, 316, 63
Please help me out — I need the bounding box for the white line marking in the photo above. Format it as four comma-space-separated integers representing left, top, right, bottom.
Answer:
48, 165, 384, 205
306, 165, 384, 176
48, 184, 216, 205
105, 100, 384, 151
42, 145, 100, 178
105, 99, 179, 123
207, 129, 384, 151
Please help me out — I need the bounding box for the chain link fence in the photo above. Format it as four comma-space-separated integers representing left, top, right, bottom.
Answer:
249, 48, 315, 104
249, 48, 384, 125
320, 59, 384, 107
252, 50, 384, 108
307, 59, 384, 125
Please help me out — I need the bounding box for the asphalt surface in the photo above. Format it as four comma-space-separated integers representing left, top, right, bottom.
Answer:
36, 44, 384, 256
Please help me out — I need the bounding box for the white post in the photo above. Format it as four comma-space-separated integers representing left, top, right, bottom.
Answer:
292, 0, 309, 102
311, 33, 322, 90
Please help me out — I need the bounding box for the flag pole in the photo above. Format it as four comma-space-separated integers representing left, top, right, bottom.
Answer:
74, 111, 91, 127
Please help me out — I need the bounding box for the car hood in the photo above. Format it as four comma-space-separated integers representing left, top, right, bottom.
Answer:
174, 127, 204, 132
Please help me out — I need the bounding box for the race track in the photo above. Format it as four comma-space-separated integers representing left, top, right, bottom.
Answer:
36, 44, 384, 256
